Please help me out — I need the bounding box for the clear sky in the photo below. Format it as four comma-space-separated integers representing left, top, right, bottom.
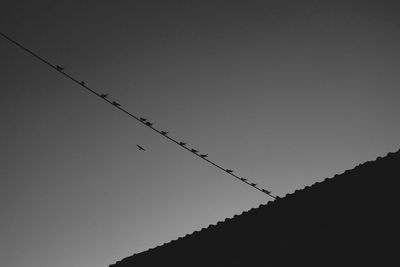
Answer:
1, 1, 400, 267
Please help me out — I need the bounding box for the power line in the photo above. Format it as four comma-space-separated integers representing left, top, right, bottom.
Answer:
0, 31, 276, 199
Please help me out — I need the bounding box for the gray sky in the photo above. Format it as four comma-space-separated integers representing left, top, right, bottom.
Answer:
1, 1, 400, 267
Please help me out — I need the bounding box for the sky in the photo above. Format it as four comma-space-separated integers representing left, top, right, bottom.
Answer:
1, 1, 400, 267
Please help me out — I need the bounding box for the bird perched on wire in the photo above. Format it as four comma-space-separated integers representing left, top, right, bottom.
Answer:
80, 81, 85, 86
250, 183, 257, 187
100, 93, 108, 98
240, 178, 247, 182
161, 131, 168, 136
226, 169, 233, 174
261, 189, 271, 195
145, 122, 153, 127
140, 117, 147, 122
112, 101, 121, 107
136, 145, 145, 151
179, 142, 187, 146
55, 65, 64, 71
200, 154, 208, 158
190, 149, 199, 154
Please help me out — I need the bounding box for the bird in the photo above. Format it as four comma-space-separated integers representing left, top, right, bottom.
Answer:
226, 169, 233, 174
240, 178, 247, 182
112, 101, 121, 107
80, 81, 85, 86
136, 145, 145, 151
190, 149, 199, 153
161, 131, 168, 136
200, 154, 208, 158
179, 142, 187, 146
100, 93, 108, 98
261, 189, 271, 195
55, 65, 64, 71
250, 183, 257, 187
146, 122, 153, 127
140, 117, 147, 122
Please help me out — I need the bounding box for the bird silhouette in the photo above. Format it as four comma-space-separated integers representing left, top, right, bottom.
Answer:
261, 189, 271, 194
240, 178, 248, 182
226, 169, 233, 174
146, 122, 153, 127
179, 142, 187, 146
80, 81, 85, 86
250, 183, 257, 187
190, 149, 199, 153
55, 65, 64, 71
112, 101, 121, 107
161, 131, 168, 136
200, 154, 208, 158
140, 117, 147, 122
100, 93, 108, 98
136, 145, 145, 151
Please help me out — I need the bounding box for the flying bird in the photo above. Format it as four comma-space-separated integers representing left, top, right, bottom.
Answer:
200, 154, 208, 158
161, 131, 168, 136
100, 93, 108, 98
179, 142, 187, 146
136, 145, 145, 151
112, 101, 121, 107
55, 65, 64, 71
190, 149, 199, 153
226, 169, 233, 174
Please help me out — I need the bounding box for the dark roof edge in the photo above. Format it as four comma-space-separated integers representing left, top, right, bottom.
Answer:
111, 148, 400, 265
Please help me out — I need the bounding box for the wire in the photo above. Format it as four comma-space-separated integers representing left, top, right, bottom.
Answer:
0, 31, 276, 199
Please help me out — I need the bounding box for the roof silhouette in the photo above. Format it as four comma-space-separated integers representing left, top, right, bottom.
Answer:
110, 149, 400, 267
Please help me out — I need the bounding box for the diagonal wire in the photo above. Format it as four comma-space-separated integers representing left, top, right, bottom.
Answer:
0, 31, 276, 199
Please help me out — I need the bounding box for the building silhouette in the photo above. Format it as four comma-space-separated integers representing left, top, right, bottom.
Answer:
110, 149, 400, 266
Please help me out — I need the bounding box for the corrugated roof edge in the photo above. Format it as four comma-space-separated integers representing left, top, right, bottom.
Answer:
111, 148, 400, 265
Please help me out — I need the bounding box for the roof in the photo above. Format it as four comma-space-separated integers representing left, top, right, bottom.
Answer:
111, 149, 400, 266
